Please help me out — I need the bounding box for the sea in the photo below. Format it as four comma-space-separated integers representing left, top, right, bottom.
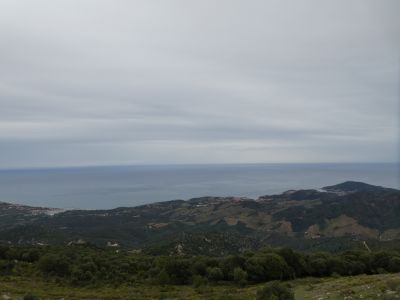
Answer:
0, 163, 398, 210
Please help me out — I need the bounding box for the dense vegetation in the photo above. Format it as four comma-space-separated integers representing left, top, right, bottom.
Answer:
1, 244, 399, 289
1, 182, 399, 298
1, 181, 399, 256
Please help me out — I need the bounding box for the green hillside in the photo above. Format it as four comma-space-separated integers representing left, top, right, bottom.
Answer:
0, 182, 399, 254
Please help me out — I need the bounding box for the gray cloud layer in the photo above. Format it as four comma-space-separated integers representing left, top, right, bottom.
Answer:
0, 0, 399, 168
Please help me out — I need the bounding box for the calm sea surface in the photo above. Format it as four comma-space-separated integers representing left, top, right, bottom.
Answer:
0, 163, 398, 209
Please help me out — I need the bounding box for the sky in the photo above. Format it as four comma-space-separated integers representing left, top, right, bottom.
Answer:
0, 0, 399, 168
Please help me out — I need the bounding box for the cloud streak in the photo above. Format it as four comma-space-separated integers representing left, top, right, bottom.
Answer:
0, 0, 399, 168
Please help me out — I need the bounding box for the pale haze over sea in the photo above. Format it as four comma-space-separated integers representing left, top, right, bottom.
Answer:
0, 163, 398, 209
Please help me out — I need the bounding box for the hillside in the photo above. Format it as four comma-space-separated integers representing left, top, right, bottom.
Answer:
0, 181, 399, 254
1, 273, 399, 299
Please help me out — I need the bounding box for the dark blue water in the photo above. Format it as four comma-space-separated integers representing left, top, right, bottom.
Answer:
0, 163, 398, 209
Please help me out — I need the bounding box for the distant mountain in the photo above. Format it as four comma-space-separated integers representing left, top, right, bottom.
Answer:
322, 181, 395, 193
0, 201, 63, 230
0, 181, 399, 254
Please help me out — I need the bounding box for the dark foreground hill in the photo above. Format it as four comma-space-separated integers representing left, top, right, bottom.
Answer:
0, 181, 399, 254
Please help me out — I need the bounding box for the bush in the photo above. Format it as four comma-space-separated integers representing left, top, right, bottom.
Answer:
0, 260, 14, 275
71, 268, 94, 285
21, 249, 40, 262
372, 252, 391, 271
216, 294, 235, 300
256, 281, 294, 300
327, 257, 347, 275
0, 246, 9, 259
207, 267, 224, 282
164, 259, 191, 284
308, 257, 329, 277
278, 248, 307, 278
233, 267, 248, 287
192, 275, 208, 287
246, 254, 289, 282
191, 260, 207, 276
388, 257, 400, 273
23, 295, 38, 300
386, 278, 400, 291
156, 269, 170, 285
0, 244, 400, 289
38, 254, 70, 277
220, 255, 245, 280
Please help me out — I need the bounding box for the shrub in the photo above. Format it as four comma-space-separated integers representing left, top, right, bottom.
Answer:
220, 255, 245, 280
0, 246, 9, 259
21, 249, 40, 262
386, 278, 400, 291
192, 275, 208, 287
372, 252, 391, 271
278, 248, 307, 278
327, 257, 347, 275
308, 257, 329, 277
23, 295, 38, 300
256, 281, 294, 300
38, 254, 70, 277
246, 254, 289, 282
388, 257, 400, 273
217, 294, 235, 300
156, 269, 170, 285
164, 259, 191, 284
0, 260, 14, 275
191, 260, 207, 276
377, 268, 388, 274
207, 267, 224, 282
233, 267, 248, 287
71, 268, 94, 285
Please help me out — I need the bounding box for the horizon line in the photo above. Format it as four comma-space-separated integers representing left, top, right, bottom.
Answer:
0, 161, 398, 172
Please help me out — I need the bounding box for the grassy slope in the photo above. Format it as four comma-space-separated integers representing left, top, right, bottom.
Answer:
295, 273, 400, 300
0, 273, 399, 300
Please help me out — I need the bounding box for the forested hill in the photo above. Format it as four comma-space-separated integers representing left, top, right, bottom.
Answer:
0, 181, 399, 255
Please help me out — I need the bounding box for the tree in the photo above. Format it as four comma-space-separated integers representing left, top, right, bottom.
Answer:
233, 267, 248, 287
0, 246, 9, 259
220, 255, 245, 280
164, 259, 191, 284
245, 254, 289, 282
191, 260, 207, 276
38, 254, 70, 277
21, 249, 40, 263
327, 257, 347, 276
371, 252, 391, 271
207, 267, 224, 282
278, 248, 307, 278
0, 260, 14, 275
388, 257, 400, 272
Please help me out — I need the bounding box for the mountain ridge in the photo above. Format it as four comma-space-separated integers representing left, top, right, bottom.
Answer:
0, 181, 399, 254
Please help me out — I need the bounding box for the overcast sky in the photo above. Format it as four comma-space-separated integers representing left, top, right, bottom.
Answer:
0, 0, 399, 168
